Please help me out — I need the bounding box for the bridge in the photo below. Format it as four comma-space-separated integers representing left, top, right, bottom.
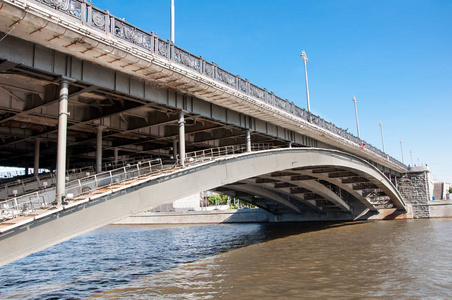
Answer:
0, 0, 411, 266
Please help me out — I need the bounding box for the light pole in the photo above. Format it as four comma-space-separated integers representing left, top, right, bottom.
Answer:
379, 121, 385, 153
410, 150, 413, 166
300, 50, 310, 113
352, 96, 360, 138
170, 0, 175, 43
400, 140, 404, 164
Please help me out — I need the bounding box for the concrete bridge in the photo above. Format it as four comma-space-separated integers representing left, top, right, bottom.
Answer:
0, 0, 418, 266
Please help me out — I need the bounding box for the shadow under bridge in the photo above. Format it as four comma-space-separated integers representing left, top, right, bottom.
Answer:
0, 148, 406, 266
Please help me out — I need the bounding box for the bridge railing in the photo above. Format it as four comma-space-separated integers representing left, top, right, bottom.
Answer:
30, 0, 405, 170
179, 143, 275, 166
0, 166, 97, 200
0, 158, 164, 222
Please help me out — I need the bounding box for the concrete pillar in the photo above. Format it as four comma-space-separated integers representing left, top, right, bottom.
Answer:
172, 139, 178, 159
96, 125, 105, 173
288, 141, 292, 148
56, 79, 70, 205
178, 112, 185, 167
246, 130, 251, 152
114, 147, 119, 167
34, 138, 40, 176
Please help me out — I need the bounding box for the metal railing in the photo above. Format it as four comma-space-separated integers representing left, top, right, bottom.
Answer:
0, 158, 164, 222
0, 143, 278, 222
0, 166, 97, 200
29, 0, 405, 169
179, 143, 275, 166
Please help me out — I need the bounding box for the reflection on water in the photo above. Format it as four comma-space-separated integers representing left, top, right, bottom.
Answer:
1, 220, 451, 299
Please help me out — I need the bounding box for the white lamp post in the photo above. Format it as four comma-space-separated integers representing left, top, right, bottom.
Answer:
400, 140, 404, 164
170, 0, 175, 43
352, 96, 360, 138
300, 50, 310, 113
379, 122, 385, 153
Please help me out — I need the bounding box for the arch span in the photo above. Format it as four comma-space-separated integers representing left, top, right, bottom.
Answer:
0, 148, 406, 266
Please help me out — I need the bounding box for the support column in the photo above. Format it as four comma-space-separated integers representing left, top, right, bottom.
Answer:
288, 141, 292, 148
178, 112, 185, 167
172, 139, 178, 159
96, 125, 105, 173
114, 147, 119, 167
56, 79, 70, 205
34, 138, 40, 176
246, 130, 251, 152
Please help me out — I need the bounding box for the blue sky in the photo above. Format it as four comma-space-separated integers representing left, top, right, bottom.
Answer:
91, 0, 451, 181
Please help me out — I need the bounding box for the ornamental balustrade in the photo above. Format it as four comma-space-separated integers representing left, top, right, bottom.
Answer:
31, 0, 405, 169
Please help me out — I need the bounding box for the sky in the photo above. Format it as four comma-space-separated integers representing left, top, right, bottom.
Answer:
93, 0, 452, 182
68, 1, 452, 181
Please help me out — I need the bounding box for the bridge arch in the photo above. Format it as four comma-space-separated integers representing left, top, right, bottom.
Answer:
0, 148, 405, 266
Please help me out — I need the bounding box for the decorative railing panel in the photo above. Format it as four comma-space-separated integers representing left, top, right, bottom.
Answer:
216, 68, 236, 88
113, 17, 152, 50
29, 0, 406, 169
88, 6, 107, 31
38, 0, 82, 19
174, 47, 201, 72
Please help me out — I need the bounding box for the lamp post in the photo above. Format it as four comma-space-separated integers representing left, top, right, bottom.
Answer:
170, 0, 175, 43
400, 140, 404, 164
352, 96, 360, 138
379, 122, 385, 153
300, 50, 310, 113
410, 150, 413, 166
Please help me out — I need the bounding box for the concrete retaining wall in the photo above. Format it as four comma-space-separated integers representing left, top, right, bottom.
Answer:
114, 209, 274, 224
428, 201, 452, 218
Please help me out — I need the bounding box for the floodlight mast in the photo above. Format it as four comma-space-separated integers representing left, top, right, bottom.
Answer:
300, 50, 311, 113
170, 0, 175, 43
352, 96, 360, 138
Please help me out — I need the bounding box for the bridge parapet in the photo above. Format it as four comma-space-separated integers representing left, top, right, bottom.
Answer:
24, 0, 405, 170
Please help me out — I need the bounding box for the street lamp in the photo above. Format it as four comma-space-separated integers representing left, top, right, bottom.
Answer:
300, 50, 310, 113
410, 150, 413, 166
170, 0, 175, 43
400, 140, 404, 164
379, 121, 385, 153
352, 96, 360, 138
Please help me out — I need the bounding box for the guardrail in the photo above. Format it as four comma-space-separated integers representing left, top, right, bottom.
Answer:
179, 143, 275, 166
0, 158, 164, 222
0, 143, 277, 222
29, 0, 405, 169
0, 166, 96, 200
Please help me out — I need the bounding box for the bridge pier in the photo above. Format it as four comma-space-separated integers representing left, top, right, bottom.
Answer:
246, 130, 251, 152
173, 139, 178, 159
397, 166, 432, 218
114, 147, 119, 167
179, 112, 185, 167
34, 138, 40, 176
56, 79, 70, 205
96, 125, 105, 173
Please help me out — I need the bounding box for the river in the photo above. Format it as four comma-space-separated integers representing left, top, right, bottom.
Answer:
0, 219, 451, 299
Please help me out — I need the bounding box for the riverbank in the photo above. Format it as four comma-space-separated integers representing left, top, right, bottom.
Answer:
113, 209, 273, 224
114, 202, 452, 225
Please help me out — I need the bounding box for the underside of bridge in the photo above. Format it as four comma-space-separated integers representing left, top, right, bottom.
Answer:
0, 64, 293, 170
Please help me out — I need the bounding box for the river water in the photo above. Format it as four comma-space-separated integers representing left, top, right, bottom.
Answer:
0, 219, 451, 299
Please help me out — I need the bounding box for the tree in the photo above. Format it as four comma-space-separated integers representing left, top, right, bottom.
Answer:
208, 194, 229, 205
